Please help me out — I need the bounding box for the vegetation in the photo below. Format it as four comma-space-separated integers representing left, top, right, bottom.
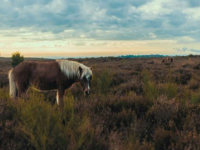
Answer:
120, 54, 167, 58
11, 52, 24, 67
1, 56, 200, 149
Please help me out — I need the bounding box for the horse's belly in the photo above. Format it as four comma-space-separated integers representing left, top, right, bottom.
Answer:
31, 87, 57, 92
31, 81, 57, 91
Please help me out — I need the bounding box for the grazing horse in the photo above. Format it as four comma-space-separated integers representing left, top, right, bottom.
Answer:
162, 57, 173, 63
8, 60, 93, 107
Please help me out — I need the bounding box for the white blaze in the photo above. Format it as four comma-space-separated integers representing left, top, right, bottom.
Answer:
86, 75, 90, 91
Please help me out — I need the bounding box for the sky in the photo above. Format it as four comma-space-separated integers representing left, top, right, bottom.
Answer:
0, 0, 200, 57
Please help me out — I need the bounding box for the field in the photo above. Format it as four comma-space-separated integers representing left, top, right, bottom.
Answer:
1, 56, 200, 150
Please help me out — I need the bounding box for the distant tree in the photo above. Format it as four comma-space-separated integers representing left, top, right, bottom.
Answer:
11, 52, 24, 67
188, 54, 194, 57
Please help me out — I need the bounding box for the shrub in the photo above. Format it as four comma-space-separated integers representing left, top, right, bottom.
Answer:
1, 90, 96, 150
188, 54, 194, 57
2, 56, 200, 149
189, 79, 200, 90
172, 129, 200, 150
126, 134, 154, 150
153, 128, 174, 150
112, 79, 143, 96
142, 70, 158, 100
191, 91, 200, 104
0, 87, 9, 100
91, 69, 112, 95
159, 83, 178, 99
193, 63, 200, 70
175, 70, 191, 85
11, 52, 24, 67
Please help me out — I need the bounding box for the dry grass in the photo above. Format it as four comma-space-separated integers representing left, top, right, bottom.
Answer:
1, 56, 200, 149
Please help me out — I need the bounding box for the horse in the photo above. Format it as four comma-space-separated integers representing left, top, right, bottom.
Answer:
162, 57, 173, 63
8, 60, 93, 107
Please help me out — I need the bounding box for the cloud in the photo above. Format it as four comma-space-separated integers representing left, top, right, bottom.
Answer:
176, 47, 200, 53
0, 0, 199, 43
176, 36, 195, 43
185, 0, 200, 7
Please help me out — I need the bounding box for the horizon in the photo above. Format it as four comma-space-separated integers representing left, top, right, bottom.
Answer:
0, 0, 200, 57
0, 53, 194, 59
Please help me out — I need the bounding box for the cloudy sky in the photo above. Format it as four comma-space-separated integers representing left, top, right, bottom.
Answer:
0, 0, 200, 57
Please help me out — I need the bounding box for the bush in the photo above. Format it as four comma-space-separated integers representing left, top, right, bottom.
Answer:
159, 83, 178, 99
1, 90, 97, 150
153, 128, 174, 150
188, 54, 194, 57
191, 91, 200, 104
2, 56, 200, 149
142, 70, 159, 100
11, 52, 24, 67
91, 69, 112, 95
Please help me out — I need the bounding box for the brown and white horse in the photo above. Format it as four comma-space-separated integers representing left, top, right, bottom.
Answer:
162, 57, 173, 63
8, 60, 93, 107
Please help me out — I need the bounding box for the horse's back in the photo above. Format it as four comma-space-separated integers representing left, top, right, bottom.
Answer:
14, 61, 59, 73
13, 61, 33, 79
30, 61, 59, 75
13, 61, 61, 90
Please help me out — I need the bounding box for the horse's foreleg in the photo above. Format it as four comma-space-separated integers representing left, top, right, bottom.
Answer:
57, 88, 66, 125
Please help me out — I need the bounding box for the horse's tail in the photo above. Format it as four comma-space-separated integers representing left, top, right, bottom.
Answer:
8, 69, 17, 99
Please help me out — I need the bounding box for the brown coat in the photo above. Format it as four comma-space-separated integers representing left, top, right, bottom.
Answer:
162, 57, 173, 63
8, 60, 93, 108
13, 61, 76, 92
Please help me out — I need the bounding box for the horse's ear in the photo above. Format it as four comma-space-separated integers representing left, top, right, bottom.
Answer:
79, 67, 83, 77
90, 66, 93, 71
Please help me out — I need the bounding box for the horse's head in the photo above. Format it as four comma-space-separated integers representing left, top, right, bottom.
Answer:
79, 66, 93, 95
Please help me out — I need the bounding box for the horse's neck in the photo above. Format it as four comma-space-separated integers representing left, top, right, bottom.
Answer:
67, 76, 80, 84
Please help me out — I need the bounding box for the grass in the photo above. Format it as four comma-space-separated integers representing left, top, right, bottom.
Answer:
1, 56, 200, 149
1, 89, 96, 150
191, 91, 200, 104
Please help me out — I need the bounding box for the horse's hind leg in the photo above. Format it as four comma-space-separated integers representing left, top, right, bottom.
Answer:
16, 81, 29, 98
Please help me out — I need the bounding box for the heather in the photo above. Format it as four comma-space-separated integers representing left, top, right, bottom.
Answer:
1, 56, 200, 150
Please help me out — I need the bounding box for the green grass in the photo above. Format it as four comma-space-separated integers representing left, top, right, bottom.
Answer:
91, 68, 113, 95
191, 91, 200, 104
142, 70, 178, 100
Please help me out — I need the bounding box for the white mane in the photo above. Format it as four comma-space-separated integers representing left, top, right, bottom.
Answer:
56, 60, 92, 79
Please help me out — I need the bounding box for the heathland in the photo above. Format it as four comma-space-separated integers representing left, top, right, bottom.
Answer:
1, 56, 200, 150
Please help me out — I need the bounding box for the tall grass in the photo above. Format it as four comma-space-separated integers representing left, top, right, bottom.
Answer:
191, 91, 200, 104
142, 70, 178, 100
159, 83, 178, 99
0, 87, 9, 100
142, 70, 158, 100
91, 69, 112, 95
3, 90, 95, 150
2, 57, 200, 149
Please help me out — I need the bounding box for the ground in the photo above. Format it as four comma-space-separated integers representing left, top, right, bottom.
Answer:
1, 56, 200, 150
